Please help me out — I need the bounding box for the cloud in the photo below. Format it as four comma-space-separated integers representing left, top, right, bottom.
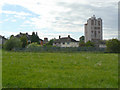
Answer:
0, 0, 119, 40
0, 31, 18, 38
11, 19, 16, 22
2, 10, 31, 16
103, 28, 118, 39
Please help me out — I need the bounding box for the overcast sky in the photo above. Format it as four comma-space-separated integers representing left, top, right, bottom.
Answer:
0, 0, 119, 40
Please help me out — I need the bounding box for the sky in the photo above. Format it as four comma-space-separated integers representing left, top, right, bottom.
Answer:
0, 0, 119, 40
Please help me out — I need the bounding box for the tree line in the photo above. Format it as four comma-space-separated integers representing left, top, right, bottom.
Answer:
2, 33, 120, 53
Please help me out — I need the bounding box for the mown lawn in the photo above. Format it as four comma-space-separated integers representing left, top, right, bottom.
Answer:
2, 51, 118, 88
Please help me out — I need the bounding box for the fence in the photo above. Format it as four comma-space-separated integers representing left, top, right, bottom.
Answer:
14, 46, 106, 53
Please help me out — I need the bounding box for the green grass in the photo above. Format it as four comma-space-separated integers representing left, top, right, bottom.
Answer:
2, 51, 118, 88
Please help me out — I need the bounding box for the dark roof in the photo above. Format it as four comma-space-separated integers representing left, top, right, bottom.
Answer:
39, 39, 43, 41
15, 32, 43, 41
0, 35, 7, 40
16, 33, 31, 40
54, 36, 79, 43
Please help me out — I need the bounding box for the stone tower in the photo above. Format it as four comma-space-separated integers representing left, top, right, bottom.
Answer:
84, 15, 102, 43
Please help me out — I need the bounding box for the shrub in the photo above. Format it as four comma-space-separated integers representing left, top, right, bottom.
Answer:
85, 41, 95, 47
20, 35, 28, 48
27, 42, 41, 48
106, 39, 120, 53
79, 42, 85, 47
45, 39, 54, 46
3, 37, 22, 51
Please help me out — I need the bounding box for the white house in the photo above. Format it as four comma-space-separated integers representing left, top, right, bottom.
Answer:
0, 35, 7, 45
0, 36, 2, 45
99, 44, 106, 48
53, 35, 79, 47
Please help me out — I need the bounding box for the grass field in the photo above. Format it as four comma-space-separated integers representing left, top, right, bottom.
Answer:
2, 51, 118, 88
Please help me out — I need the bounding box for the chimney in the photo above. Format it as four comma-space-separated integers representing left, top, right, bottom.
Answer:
68, 35, 70, 38
44, 38, 48, 42
59, 35, 61, 39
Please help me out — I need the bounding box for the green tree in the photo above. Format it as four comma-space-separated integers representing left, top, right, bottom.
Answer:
3, 37, 22, 51
85, 41, 95, 47
45, 39, 55, 46
31, 32, 39, 43
79, 36, 85, 47
79, 36, 85, 42
79, 42, 85, 47
106, 39, 120, 53
20, 35, 28, 48
10, 35, 14, 38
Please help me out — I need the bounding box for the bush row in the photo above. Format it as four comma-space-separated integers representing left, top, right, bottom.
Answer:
2, 36, 120, 53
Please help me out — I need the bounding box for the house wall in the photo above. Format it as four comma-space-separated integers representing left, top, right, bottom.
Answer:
53, 42, 79, 47
61, 42, 79, 47
99, 44, 106, 48
40, 41, 43, 46
53, 43, 61, 47
0, 37, 2, 45
0, 37, 6, 45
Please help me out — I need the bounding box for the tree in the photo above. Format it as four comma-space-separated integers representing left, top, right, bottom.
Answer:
3, 37, 22, 51
10, 35, 14, 38
20, 35, 28, 48
106, 39, 120, 53
45, 39, 54, 46
79, 42, 85, 47
85, 41, 95, 47
30, 32, 39, 43
79, 36, 85, 42
79, 36, 85, 47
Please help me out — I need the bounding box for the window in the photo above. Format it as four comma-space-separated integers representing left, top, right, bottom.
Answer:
95, 20, 96, 25
94, 27, 100, 29
98, 31, 100, 33
91, 20, 94, 25
98, 21, 100, 26
91, 31, 93, 33
95, 31, 96, 37
67, 42, 69, 44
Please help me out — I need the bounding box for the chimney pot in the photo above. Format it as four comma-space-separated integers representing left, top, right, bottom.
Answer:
59, 35, 61, 39
68, 35, 70, 38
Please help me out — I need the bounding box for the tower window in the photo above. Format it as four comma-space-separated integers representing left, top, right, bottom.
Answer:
95, 20, 96, 25
95, 31, 96, 37
98, 21, 100, 26
98, 27, 100, 29
91, 20, 94, 25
